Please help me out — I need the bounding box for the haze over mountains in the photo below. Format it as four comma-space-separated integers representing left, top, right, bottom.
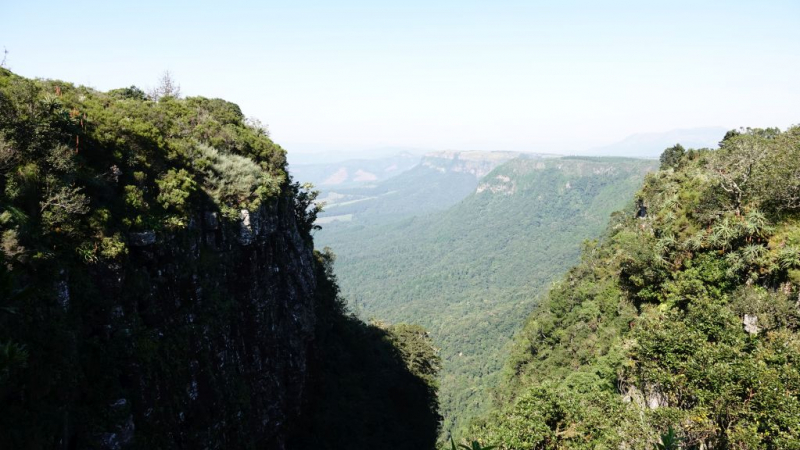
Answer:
314, 151, 527, 225
289, 151, 420, 188
286, 145, 431, 165
583, 126, 727, 158
289, 126, 724, 190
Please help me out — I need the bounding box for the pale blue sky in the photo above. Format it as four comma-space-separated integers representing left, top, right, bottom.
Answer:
2, 0, 798, 155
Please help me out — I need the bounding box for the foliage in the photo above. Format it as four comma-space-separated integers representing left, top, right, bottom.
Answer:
660, 144, 686, 170
188, 143, 280, 214
292, 181, 324, 238
654, 427, 682, 450
156, 168, 196, 213
0, 262, 29, 384
450, 438, 497, 450
0, 66, 287, 264
39, 184, 90, 234
475, 127, 800, 449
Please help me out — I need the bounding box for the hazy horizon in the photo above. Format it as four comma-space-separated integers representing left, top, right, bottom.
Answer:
3, 0, 797, 158
285, 125, 736, 166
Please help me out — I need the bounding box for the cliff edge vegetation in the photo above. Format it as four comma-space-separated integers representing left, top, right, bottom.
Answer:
0, 69, 440, 450
473, 127, 800, 449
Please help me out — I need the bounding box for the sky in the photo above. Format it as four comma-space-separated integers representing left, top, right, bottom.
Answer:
2, 0, 798, 157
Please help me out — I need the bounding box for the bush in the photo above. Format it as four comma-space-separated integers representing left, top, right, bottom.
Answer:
156, 168, 196, 212
188, 143, 279, 209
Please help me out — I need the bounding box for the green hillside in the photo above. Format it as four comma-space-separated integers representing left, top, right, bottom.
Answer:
315, 156, 656, 436
473, 128, 800, 449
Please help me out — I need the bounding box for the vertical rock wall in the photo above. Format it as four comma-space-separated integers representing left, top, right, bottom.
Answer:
66, 195, 316, 449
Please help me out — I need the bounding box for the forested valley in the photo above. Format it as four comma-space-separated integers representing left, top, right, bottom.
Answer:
314, 155, 656, 435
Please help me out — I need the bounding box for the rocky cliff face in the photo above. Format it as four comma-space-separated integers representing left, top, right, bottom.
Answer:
1, 69, 442, 450
0, 69, 321, 450
118, 200, 314, 448
37, 196, 317, 449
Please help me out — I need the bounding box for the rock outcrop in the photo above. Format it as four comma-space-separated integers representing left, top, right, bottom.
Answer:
84, 197, 317, 449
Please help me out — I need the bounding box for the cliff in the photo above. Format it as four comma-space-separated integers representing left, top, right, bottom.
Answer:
0, 67, 317, 449
0, 69, 440, 449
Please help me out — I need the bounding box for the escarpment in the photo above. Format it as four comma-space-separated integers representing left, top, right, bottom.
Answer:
1, 68, 442, 450
72, 198, 317, 449
0, 68, 327, 449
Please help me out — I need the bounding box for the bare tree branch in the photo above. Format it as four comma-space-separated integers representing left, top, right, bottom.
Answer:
148, 71, 181, 101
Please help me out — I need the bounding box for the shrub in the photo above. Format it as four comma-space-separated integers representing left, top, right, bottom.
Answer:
40, 184, 89, 234
188, 143, 278, 209
156, 168, 196, 212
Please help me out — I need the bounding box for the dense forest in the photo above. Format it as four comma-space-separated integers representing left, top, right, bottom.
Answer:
316, 156, 656, 436
0, 69, 440, 449
472, 128, 800, 449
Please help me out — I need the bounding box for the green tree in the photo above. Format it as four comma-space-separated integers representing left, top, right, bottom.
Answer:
659, 144, 685, 170
156, 168, 197, 212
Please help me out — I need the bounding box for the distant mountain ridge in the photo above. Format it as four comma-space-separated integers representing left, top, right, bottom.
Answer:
285, 145, 430, 165
586, 126, 728, 158
421, 150, 527, 178
289, 152, 420, 187
317, 150, 539, 225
